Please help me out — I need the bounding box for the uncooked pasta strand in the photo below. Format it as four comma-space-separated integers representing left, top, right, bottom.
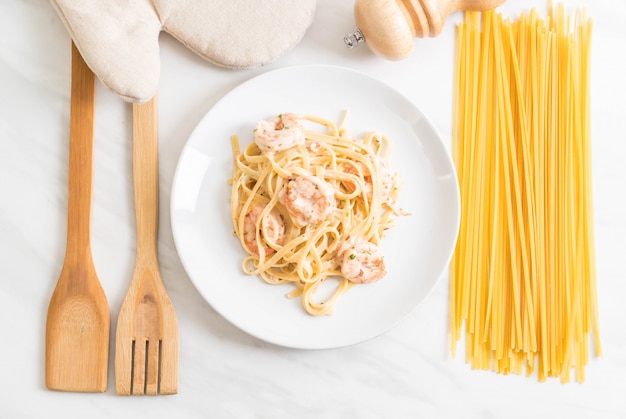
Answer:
450, 3, 599, 383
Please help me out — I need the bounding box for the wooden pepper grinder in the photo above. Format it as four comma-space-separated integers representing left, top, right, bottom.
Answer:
345, 0, 505, 60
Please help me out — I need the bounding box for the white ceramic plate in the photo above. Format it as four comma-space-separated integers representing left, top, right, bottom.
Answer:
171, 65, 460, 349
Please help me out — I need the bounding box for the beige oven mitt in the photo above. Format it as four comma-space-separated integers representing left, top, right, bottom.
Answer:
50, 0, 317, 103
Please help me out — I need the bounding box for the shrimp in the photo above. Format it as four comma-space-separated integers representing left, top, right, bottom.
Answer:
254, 113, 306, 153
243, 203, 285, 257
336, 236, 386, 284
279, 174, 336, 227
343, 161, 373, 199
344, 156, 394, 201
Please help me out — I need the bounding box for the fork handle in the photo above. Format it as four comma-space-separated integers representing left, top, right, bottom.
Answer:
132, 95, 159, 262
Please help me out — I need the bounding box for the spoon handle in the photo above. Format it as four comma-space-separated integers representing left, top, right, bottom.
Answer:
65, 42, 96, 263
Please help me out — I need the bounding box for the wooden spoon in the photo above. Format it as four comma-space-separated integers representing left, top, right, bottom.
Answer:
45, 42, 110, 392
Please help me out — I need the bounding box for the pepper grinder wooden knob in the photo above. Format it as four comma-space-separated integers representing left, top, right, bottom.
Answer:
345, 0, 505, 60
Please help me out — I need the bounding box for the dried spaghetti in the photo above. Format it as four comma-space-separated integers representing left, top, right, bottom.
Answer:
450, 3, 600, 382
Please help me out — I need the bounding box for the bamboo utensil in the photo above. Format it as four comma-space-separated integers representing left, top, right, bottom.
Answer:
46, 42, 110, 392
115, 94, 178, 395
344, 0, 505, 60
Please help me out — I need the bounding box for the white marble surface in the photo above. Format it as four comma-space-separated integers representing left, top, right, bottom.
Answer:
1, 0, 625, 418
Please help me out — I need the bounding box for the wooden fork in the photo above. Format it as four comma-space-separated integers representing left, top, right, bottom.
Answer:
45, 42, 110, 392
115, 94, 178, 395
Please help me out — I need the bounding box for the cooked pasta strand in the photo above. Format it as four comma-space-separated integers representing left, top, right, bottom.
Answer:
231, 113, 406, 316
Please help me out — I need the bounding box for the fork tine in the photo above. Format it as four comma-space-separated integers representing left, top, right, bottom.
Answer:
131, 272, 160, 395
158, 328, 178, 395
144, 339, 160, 395
131, 339, 146, 395
130, 340, 159, 395
114, 322, 132, 395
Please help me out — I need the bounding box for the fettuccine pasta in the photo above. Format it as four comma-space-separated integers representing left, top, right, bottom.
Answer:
230, 112, 407, 316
